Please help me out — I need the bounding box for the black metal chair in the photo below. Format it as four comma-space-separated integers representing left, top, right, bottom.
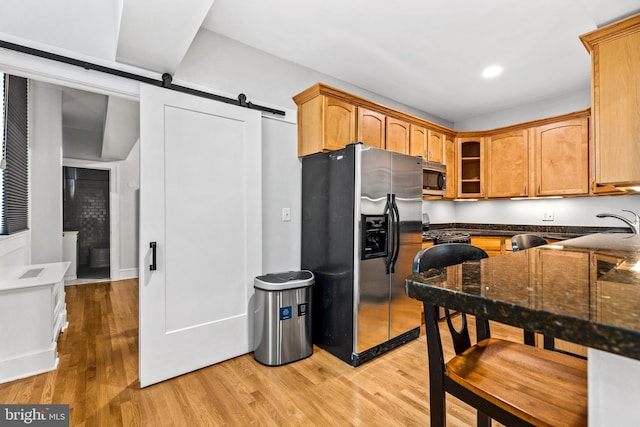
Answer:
412, 243, 587, 427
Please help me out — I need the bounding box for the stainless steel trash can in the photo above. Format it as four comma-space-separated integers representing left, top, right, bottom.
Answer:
254, 270, 314, 366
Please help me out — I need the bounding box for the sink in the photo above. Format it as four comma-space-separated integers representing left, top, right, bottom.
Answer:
19, 268, 44, 279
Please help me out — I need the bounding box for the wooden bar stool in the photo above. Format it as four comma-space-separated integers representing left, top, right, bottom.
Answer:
413, 243, 587, 427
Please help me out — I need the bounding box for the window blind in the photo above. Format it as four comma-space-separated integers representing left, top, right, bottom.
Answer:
0, 74, 29, 234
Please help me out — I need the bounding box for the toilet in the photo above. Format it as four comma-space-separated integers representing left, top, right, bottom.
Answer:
89, 247, 110, 268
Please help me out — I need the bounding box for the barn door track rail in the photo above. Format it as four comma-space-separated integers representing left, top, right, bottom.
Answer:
0, 39, 285, 116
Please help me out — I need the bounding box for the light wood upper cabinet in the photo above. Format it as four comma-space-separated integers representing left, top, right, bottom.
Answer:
386, 117, 410, 154
457, 137, 484, 198
410, 125, 445, 163
581, 14, 640, 186
296, 94, 356, 157
443, 134, 456, 199
486, 129, 529, 198
409, 124, 427, 158
293, 84, 452, 160
534, 117, 589, 196
357, 107, 385, 149
293, 83, 601, 200
427, 130, 444, 163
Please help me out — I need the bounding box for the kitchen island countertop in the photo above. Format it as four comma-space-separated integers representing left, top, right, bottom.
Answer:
406, 233, 640, 360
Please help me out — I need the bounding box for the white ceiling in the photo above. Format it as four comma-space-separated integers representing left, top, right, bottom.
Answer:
1, 0, 639, 159
200, 0, 640, 123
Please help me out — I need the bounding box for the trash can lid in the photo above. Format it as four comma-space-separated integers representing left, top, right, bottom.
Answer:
254, 270, 314, 291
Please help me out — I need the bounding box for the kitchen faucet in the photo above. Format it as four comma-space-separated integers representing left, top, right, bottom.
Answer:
596, 210, 640, 234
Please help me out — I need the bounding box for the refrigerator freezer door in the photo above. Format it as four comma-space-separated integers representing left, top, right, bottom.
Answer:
301, 147, 356, 364
389, 152, 423, 340
356, 146, 392, 354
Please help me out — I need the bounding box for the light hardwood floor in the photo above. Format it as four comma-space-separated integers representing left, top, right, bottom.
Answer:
0, 279, 543, 426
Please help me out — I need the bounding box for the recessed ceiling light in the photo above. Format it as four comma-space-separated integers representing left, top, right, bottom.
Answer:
482, 65, 503, 79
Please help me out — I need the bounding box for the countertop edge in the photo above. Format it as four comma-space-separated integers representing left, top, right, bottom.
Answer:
406, 272, 640, 362
423, 223, 632, 240
0, 262, 71, 292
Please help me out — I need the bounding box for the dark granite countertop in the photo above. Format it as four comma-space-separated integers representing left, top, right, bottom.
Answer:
422, 223, 632, 241
406, 233, 640, 361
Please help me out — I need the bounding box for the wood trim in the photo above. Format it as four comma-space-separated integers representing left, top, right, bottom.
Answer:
580, 13, 640, 52
456, 109, 591, 138
293, 82, 455, 135
294, 83, 590, 142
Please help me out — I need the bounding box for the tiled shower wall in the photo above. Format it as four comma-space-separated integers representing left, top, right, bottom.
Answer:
63, 167, 110, 266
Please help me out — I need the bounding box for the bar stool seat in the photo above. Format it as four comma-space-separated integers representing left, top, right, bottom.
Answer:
446, 338, 587, 427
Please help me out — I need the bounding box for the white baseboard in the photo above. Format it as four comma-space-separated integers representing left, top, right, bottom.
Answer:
119, 268, 139, 280
0, 344, 58, 384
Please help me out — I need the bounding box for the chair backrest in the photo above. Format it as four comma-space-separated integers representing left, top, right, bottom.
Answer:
413, 243, 489, 355
511, 234, 547, 252
413, 243, 489, 273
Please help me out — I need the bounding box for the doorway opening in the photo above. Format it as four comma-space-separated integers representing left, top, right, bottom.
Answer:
63, 166, 111, 281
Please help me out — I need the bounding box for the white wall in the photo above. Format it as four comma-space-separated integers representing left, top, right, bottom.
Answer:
117, 141, 139, 277
30, 81, 63, 264
454, 89, 591, 131
261, 118, 301, 272
424, 195, 640, 228
0, 232, 30, 269
176, 30, 453, 128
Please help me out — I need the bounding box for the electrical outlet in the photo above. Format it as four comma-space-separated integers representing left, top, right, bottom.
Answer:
282, 207, 291, 222
543, 211, 554, 221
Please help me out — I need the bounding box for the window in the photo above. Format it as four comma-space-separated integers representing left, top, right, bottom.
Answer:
0, 73, 29, 235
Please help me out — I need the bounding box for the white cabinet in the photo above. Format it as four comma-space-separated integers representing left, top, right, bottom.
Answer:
0, 262, 69, 383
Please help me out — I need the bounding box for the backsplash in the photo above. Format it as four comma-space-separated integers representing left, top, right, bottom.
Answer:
423, 194, 640, 227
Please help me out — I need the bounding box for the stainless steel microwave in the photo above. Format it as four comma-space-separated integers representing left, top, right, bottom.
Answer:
423, 161, 446, 196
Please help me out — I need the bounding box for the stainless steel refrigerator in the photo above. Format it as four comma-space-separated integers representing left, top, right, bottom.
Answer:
301, 143, 423, 366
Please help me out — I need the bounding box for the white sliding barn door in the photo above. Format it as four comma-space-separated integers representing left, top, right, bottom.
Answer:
138, 84, 262, 387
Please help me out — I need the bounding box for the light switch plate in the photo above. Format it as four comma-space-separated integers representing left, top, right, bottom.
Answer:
282, 207, 291, 222
543, 211, 554, 221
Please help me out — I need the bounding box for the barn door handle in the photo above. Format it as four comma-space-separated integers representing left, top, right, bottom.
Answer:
150, 242, 157, 271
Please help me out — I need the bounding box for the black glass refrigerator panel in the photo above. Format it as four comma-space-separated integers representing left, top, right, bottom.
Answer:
301, 146, 356, 364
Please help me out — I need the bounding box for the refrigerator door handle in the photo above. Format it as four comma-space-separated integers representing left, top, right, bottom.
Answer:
390, 194, 401, 273
383, 193, 393, 275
